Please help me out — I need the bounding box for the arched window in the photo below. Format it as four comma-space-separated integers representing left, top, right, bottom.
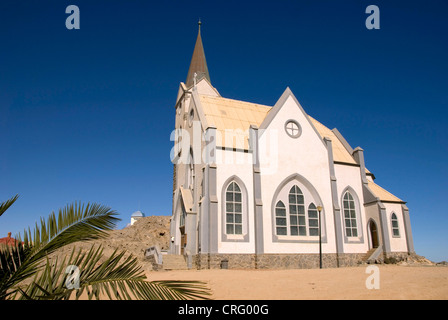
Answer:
289, 185, 306, 236
225, 181, 242, 235
275, 201, 287, 235
391, 213, 400, 237
343, 191, 358, 237
187, 150, 194, 190
308, 203, 319, 236
180, 209, 186, 227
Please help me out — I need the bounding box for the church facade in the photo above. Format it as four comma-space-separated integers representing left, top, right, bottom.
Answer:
169, 23, 414, 269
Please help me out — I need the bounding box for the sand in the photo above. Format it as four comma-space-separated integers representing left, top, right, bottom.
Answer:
48, 217, 447, 300
146, 265, 448, 300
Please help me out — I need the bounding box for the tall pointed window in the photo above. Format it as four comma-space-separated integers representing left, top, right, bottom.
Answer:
308, 203, 319, 236
275, 201, 287, 235
391, 213, 400, 237
289, 186, 306, 236
225, 182, 242, 235
343, 191, 358, 237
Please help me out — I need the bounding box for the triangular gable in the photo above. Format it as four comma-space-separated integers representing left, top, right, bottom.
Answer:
258, 87, 326, 149
193, 76, 220, 97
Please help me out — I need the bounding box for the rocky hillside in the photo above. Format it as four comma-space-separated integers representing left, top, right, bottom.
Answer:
50, 216, 171, 271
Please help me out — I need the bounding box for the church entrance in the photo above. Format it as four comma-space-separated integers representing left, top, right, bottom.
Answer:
369, 220, 379, 248
179, 208, 187, 255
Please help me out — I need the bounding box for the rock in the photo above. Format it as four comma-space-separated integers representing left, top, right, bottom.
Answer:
49, 215, 171, 269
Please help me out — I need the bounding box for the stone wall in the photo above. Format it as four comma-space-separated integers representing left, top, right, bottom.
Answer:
193, 253, 366, 270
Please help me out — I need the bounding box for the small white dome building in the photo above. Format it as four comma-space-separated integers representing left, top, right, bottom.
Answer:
130, 210, 145, 226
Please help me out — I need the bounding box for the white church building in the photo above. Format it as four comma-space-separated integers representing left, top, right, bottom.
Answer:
169, 22, 414, 269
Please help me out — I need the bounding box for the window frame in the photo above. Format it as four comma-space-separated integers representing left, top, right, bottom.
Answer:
225, 181, 243, 235
271, 176, 325, 242
284, 120, 302, 139
343, 191, 358, 238
221, 176, 250, 242
391, 212, 400, 237
339, 187, 364, 244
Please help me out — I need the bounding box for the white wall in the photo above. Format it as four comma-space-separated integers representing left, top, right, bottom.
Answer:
216, 148, 256, 254
383, 202, 409, 252
259, 95, 336, 254
334, 164, 369, 254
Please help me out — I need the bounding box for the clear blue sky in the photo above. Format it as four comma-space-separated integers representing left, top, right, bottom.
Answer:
1, 0, 447, 262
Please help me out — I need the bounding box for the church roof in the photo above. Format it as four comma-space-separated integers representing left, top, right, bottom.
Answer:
199, 94, 270, 150
131, 210, 144, 217
308, 117, 358, 165
185, 21, 210, 88
367, 180, 404, 203
199, 94, 357, 165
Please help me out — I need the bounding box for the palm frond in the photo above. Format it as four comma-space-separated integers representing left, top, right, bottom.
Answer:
24, 202, 119, 257
18, 245, 211, 300
0, 194, 19, 217
1, 202, 119, 300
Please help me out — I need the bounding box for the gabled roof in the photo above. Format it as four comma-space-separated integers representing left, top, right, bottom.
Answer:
198, 92, 358, 165
185, 21, 210, 88
196, 90, 403, 204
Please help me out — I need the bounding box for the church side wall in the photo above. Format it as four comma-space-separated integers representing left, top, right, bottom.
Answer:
215, 148, 256, 254
334, 164, 369, 254
382, 202, 409, 253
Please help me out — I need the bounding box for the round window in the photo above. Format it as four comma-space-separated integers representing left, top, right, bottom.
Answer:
285, 120, 301, 138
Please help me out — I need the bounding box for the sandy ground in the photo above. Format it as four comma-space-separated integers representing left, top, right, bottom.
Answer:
146, 265, 448, 300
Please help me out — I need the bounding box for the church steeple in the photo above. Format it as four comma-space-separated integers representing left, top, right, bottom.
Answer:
185, 20, 210, 88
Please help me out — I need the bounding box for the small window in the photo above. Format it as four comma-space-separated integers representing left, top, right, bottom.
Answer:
391, 213, 400, 237
285, 120, 301, 138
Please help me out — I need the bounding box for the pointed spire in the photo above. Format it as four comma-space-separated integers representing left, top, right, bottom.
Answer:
185, 20, 210, 88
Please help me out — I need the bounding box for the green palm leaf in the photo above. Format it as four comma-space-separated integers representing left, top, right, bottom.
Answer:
0, 194, 19, 217
1, 197, 211, 300
18, 245, 211, 300
1, 201, 119, 300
